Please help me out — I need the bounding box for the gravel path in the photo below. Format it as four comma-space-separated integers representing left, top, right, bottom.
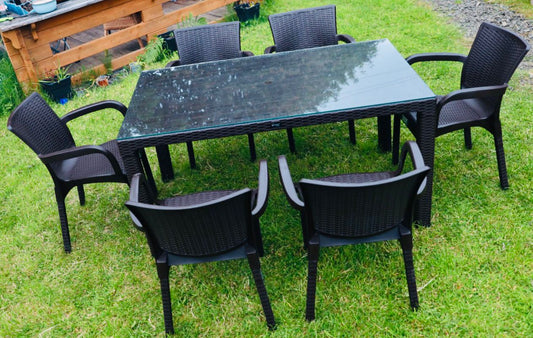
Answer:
422, 0, 533, 76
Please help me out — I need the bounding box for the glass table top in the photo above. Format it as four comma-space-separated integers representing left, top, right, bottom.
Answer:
118, 39, 435, 140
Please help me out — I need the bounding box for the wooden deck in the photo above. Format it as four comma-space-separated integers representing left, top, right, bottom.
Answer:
63, 0, 229, 75
0, 0, 235, 90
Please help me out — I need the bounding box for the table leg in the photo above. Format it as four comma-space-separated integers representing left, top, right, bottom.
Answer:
414, 104, 436, 227
156, 145, 174, 182
377, 115, 391, 152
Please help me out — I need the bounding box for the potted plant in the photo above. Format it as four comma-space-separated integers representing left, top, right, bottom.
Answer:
158, 13, 208, 52
158, 30, 178, 52
233, 0, 261, 23
39, 64, 72, 103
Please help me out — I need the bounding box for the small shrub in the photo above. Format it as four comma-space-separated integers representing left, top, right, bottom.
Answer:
0, 56, 25, 116
137, 37, 170, 67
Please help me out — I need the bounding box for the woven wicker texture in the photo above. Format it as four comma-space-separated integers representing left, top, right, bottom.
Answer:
268, 5, 338, 52
462, 22, 530, 88
160, 21, 255, 173
300, 170, 428, 238
394, 22, 530, 189
279, 143, 428, 321
58, 140, 125, 181
265, 5, 357, 152
103, 13, 144, 48
125, 162, 275, 333
8, 92, 75, 155
174, 22, 242, 65
133, 189, 250, 257
7, 92, 128, 252
103, 13, 142, 31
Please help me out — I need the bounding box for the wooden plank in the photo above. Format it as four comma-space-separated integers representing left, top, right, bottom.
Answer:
4, 0, 233, 89
25, 2, 151, 49
71, 48, 145, 85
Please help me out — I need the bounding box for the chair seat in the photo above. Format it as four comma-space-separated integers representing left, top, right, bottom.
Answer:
316, 171, 396, 184
403, 98, 493, 131
103, 14, 141, 31
56, 140, 125, 181
159, 190, 238, 207
438, 99, 493, 128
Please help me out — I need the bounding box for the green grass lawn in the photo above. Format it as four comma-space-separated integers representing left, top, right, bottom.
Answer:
1, 0, 532, 335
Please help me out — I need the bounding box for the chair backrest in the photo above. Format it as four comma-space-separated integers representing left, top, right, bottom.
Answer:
268, 5, 339, 52
126, 188, 253, 257
462, 22, 530, 89
299, 168, 430, 238
174, 21, 243, 65
7, 92, 75, 156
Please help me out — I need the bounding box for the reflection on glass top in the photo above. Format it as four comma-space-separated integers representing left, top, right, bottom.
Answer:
119, 39, 434, 140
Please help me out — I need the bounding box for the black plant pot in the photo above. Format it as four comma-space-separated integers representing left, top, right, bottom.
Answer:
158, 31, 178, 52
40, 76, 72, 103
234, 3, 260, 23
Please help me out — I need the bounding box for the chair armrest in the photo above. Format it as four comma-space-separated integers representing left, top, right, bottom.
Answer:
336, 34, 355, 44
129, 173, 142, 203
38, 144, 123, 175
406, 52, 467, 65
241, 51, 254, 57
278, 155, 305, 210
396, 141, 430, 195
61, 101, 128, 123
252, 160, 269, 217
264, 45, 276, 54
437, 84, 508, 111
396, 141, 426, 172
165, 59, 182, 68
127, 173, 146, 231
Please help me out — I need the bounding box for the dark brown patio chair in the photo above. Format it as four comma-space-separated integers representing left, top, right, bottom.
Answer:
278, 141, 430, 321
392, 22, 530, 189
7, 92, 147, 253
264, 5, 356, 152
163, 21, 255, 170
125, 160, 275, 334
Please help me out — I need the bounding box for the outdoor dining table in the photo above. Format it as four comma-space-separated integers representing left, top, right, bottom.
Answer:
117, 39, 437, 226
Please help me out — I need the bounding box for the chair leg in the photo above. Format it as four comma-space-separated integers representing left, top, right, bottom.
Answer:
399, 226, 419, 310
392, 114, 401, 165
156, 262, 174, 334
305, 236, 320, 321
248, 133, 257, 161
464, 127, 472, 149
287, 128, 296, 153
77, 185, 85, 206
492, 124, 509, 189
54, 187, 71, 253
348, 120, 356, 144
301, 213, 309, 250
186, 141, 196, 169
246, 249, 276, 330
252, 219, 264, 257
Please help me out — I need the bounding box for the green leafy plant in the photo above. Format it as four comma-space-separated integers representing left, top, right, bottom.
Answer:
177, 12, 208, 28
0, 56, 24, 115
102, 51, 113, 75
137, 36, 170, 67
39, 62, 72, 83
234, 0, 261, 7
